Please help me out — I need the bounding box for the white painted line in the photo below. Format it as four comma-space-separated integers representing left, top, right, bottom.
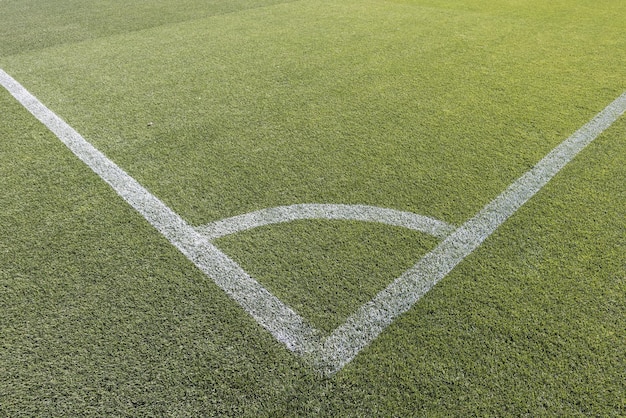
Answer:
311, 91, 626, 374
195, 204, 455, 240
0, 68, 321, 355
3, 68, 624, 376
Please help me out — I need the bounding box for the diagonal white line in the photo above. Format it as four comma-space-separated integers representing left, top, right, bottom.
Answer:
0, 69, 321, 354
3, 68, 624, 377
313, 91, 626, 375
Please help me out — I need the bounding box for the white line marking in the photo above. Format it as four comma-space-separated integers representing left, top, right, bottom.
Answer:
0, 68, 321, 355
311, 91, 626, 374
3, 68, 624, 376
195, 204, 455, 240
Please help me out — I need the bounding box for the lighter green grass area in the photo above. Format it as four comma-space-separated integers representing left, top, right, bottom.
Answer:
216, 221, 439, 333
3, 0, 624, 227
1, 0, 625, 415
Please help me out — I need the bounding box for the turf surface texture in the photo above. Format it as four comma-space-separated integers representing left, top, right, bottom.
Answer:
1, 0, 625, 415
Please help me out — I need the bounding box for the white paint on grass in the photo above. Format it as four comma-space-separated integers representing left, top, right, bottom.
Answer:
195, 204, 455, 240
312, 89, 626, 373
2, 68, 624, 376
0, 69, 321, 355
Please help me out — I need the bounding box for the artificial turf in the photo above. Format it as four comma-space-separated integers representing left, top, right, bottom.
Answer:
1, 0, 625, 415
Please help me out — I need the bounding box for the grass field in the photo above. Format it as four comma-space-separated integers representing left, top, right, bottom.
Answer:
1, 0, 625, 415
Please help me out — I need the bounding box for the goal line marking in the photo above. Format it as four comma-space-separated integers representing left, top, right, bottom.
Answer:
2, 68, 624, 376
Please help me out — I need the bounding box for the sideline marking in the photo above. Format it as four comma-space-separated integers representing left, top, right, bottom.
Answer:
2, 69, 625, 375
311, 90, 626, 373
0, 69, 320, 354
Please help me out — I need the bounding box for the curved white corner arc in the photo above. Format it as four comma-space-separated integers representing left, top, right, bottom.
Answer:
194, 204, 456, 241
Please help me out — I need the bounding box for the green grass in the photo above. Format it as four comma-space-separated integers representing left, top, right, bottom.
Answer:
0, 0, 293, 57
1, 0, 625, 415
217, 221, 440, 334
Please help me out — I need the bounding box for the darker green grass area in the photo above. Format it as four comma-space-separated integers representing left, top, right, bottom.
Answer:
328, 120, 626, 416
0, 0, 294, 58
216, 220, 440, 334
0, 89, 308, 416
2, 0, 624, 227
